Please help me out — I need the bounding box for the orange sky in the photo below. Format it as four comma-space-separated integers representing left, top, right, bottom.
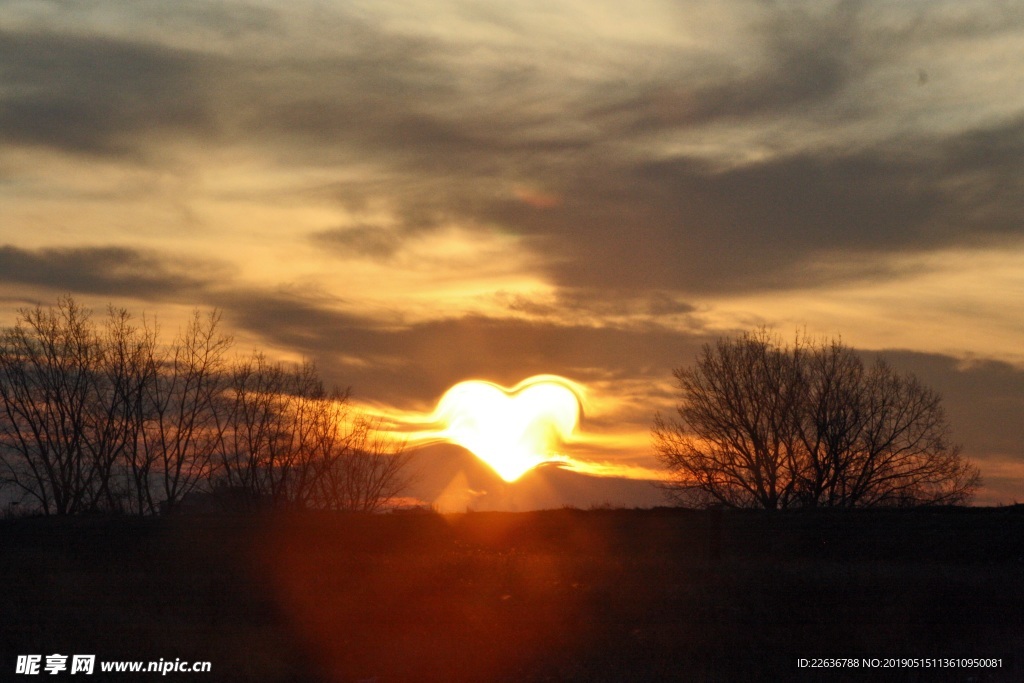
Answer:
1, 0, 1022, 506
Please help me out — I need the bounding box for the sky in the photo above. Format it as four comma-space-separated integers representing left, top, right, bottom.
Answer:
1, 0, 1022, 507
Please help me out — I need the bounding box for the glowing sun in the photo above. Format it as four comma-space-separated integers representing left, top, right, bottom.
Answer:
433, 375, 585, 482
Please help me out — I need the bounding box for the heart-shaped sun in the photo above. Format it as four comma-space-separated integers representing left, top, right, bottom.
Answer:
433, 375, 585, 482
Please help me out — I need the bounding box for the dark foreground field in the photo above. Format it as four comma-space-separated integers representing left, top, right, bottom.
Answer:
2, 507, 1023, 682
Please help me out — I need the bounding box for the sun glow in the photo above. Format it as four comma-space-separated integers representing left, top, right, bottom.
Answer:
430, 375, 586, 482
360, 374, 664, 484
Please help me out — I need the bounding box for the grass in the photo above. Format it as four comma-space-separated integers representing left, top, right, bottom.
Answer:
2, 507, 1022, 681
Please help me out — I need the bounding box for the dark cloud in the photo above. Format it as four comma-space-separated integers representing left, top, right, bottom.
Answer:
857, 349, 1024, 504
471, 125, 1024, 294
0, 244, 225, 299
589, 2, 866, 133
2, 4, 1020, 304
938, 116, 1024, 232
7, 4, 1019, 302
0, 29, 219, 156
216, 289, 708, 408
220, 5, 1024, 299
864, 351, 1024, 461
250, 4, 1021, 300
0, 7, 480, 164
498, 289, 696, 321
243, 59, 589, 179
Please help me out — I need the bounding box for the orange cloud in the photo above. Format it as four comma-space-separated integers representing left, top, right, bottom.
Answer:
513, 185, 562, 209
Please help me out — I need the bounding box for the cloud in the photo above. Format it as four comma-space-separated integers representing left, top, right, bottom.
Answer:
0, 244, 226, 299
587, 2, 867, 134
471, 117, 1024, 295
0, 29, 220, 157
4, 4, 1021, 303
312, 225, 405, 262
2, 2, 1021, 312
866, 351, 1024, 461
185, 2, 1024, 300
214, 290, 1024, 503
498, 288, 697, 325
215, 288, 708, 405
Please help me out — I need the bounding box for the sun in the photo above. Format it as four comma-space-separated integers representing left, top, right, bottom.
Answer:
433, 375, 585, 482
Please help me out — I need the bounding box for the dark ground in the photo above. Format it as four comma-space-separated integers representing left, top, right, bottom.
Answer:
2, 506, 1023, 682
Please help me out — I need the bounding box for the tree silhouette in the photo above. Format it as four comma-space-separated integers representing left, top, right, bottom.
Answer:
312, 416, 412, 512
0, 296, 412, 515
652, 329, 980, 509
135, 310, 232, 514
216, 353, 411, 512
0, 298, 102, 513
0, 298, 148, 513
218, 352, 348, 508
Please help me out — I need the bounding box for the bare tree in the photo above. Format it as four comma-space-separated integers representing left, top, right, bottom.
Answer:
653, 329, 980, 509
1, 296, 412, 515
218, 354, 357, 508
0, 298, 104, 514
842, 362, 977, 506
89, 307, 159, 513
217, 353, 412, 512
792, 338, 865, 507
312, 416, 412, 512
652, 329, 807, 509
136, 310, 232, 514
217, 352, 293, 503
278, 367, 351, 507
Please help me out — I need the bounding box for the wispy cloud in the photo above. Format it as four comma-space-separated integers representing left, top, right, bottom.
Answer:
0, 244, 227, 298
0, 29, 220, 157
